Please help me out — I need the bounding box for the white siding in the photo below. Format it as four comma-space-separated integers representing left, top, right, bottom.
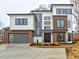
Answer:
9, 15, 35, 30
67, 15, 74, 33
33, 36, 42, 43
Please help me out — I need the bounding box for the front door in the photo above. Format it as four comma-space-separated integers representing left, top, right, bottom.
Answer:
44, 33, 51, 43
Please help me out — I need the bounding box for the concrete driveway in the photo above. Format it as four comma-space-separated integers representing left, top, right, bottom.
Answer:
0, 44, 67, 59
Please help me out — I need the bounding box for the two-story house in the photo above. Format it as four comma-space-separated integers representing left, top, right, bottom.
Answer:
3, 4, 74, 44
3, 13, 35, 43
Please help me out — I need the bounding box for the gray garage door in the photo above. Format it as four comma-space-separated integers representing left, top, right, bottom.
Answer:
9, 34, 28, 43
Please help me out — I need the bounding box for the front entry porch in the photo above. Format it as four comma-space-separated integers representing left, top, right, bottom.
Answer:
53, 32, 66, 43
44, 33, 51, 43
40, 31, 72, 44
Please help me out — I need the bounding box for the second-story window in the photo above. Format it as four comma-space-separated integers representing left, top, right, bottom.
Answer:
56, 8, 72, 14
57, 20, 64, 28
15, 18, 28, 25
44, 21, 51, 25
44, 16, 51, 30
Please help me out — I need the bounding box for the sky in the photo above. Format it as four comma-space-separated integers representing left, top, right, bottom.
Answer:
0, 0, 70, 29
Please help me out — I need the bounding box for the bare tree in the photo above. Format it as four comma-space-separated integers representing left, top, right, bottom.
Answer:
70, 0, 79, 33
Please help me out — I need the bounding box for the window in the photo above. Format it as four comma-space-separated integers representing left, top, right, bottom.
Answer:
23, 19, 27, 25
56, 8, 72, 14
56, 9, 60, 14
67, 9, 72, 14
61, 20, 64, 27
15, 18, 28, 25
44, 16, 51, 30
44, 26, 51, 30
44, 21, 51, 25
44, 16, 51, 20
15, 19, 20, 25
57, 20, 61, 27
57, 20, 64, 28
63, 9, 67, 14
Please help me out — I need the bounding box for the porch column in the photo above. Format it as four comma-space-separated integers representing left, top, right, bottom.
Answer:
42, 32, 44, 43
51, 32, 53, 43
65, 32, 68, 43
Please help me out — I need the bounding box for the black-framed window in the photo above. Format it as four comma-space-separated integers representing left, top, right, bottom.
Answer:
15, 18, 28, 25
44, 16, 51, 20
44, 21, 51, 25
44, 26, 51, 30
56, 8, 72, 14
57, 20, 64, 28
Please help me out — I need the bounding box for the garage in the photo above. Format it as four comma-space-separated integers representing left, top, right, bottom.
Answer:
9, 34, 29, 43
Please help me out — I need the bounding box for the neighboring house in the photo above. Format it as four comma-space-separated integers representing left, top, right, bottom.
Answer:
3, 4, 74, 44
0, 30, 4, 39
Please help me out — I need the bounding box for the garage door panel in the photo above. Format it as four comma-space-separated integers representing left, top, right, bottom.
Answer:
9, 34, 29, 43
